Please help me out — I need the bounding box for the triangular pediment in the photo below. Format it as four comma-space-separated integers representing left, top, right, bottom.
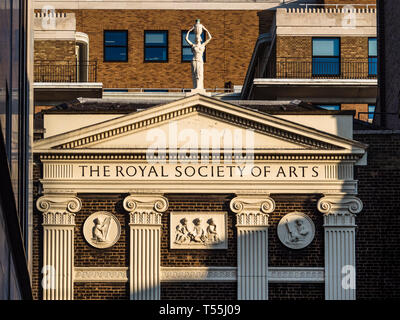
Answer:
34, 94, 367, 155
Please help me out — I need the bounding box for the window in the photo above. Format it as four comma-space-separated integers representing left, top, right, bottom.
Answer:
104, 31, 128, 62
312, 38, 340, 76
368, 105, 376, 121
144, 31, 168, 62
143, 89, 168, 92
368, 38, 377, 76
318, 105, 341, 111
181, 30, 206, 62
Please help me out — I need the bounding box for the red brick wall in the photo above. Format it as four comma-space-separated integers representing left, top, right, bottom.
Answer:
161, 282, 236, 300
342, 104, 370, 121
269, 283, 324, 300
34, 40, 76, 62
70, 10, 260, 89
74, 194, 128, 267
74, 282, 128, 300
269, 195, 324, 267
354, 132, 400, 299
34, 40, 77, 82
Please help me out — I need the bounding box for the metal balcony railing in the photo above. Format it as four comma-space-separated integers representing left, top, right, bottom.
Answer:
34, 60, 97, 82
264, 58, 377, 80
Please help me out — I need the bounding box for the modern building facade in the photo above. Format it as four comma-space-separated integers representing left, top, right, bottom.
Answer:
30, 0, 400, 301
0, 0, 34, 299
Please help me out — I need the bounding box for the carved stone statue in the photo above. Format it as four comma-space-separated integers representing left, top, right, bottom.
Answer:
185, 19, 212, 91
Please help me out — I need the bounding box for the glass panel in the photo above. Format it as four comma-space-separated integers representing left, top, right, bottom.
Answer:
104, 47, 127, 61
145, 47, 167, 61
182, 31, 204, 46
143, 89, 169, 92
319, 105, 340, 111
368, 38, 377, 56
182, 47, 193, 61
313, 38, 339, 56
369, 57, 377, 75
145, 32, 167, 46
104, 31, 127, 46
368, 105, 376, 120
312, 57, 340, 75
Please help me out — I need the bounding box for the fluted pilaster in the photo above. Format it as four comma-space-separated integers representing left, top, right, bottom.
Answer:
123, 194, 169, 300
230, 194, 275, 300
36, 193, 81, 300
317, 195, 363, 300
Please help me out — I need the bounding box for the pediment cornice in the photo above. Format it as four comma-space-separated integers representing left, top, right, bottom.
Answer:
34, 94, 367, 154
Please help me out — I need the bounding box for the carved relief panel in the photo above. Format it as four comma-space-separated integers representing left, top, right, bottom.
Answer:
83, 211, 121, 249
170, 212, 227, 249
277, 212, 315, 250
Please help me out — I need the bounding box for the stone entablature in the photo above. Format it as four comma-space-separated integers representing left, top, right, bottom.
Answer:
33, 0, 285, 10
34, 12, 77, 40
276, 7, 377, 37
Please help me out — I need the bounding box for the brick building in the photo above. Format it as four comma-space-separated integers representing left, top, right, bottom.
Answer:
30, 0, 400, 301
33, 0, 377, 121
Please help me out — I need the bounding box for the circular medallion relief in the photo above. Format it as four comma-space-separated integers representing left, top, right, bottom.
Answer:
83, 211, 121, 249
277, 212, 315, 250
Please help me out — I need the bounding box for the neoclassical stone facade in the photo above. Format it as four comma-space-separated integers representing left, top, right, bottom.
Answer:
33, 95, 366, 300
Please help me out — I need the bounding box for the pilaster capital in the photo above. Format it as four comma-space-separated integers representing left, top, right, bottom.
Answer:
36, 193, 81, 226
317, 195, 363, 227
123, 194, 169, 226
230, 194, 275, 227
317, 195, 363, 215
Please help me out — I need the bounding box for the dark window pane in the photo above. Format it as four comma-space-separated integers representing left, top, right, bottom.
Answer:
313, 38, 339, 56
368, 38, 377, 56
145, 47, 167, 61
182, 31, 204, 46
143, 89, 169, 92
105, 47, 127, 61
312, 57, 340, 75
182, 47, 193, 61
368, 105, 376, 120
369, 57, 377, 75
145, 32, 167, 46
319, 105, 340, 111
104, 31, 127, 46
